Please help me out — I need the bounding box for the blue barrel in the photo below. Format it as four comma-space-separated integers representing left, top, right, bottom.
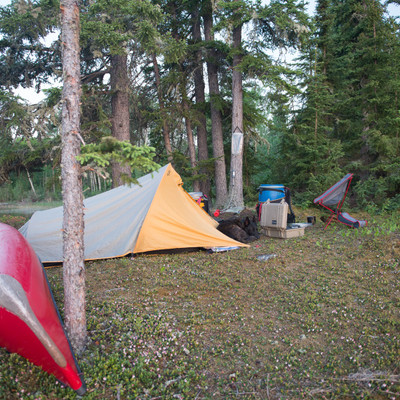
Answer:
258, 185, 285, 202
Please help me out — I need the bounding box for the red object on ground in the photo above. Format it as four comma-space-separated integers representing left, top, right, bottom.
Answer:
0, 223, 86, 395
213, 209, 220, 217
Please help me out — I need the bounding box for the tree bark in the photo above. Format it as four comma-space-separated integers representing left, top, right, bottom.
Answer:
203, 7, 228, 208
182, 96, 201, 192
192, 10, 210, 199
152, 53, 173, 162
226, 22, 244, 209
25, 167, 37, 199
60, 0, 86, 354
110, 53, 131, 187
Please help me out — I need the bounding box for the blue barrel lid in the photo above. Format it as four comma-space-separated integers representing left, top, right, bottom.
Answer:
258, 184, 284, 190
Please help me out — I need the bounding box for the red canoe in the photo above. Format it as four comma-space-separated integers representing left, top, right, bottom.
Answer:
0, 222, 86, 395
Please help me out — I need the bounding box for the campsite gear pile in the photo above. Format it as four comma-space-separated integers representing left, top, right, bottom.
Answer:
256, 184, 296, 224
217, 215, 260, 243
19, 164, 247, 263
188, 192, 209, 214
314, 174, 367, 229
260, 199, 305, 239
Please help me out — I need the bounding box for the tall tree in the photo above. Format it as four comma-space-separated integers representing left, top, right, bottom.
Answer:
308, 0, 400, 207
218, 0, 309, 208
203, 0, 228, 207
60, 0, 86, 353
172, 1, 201, 191
191, 7, 211, 198
273, 11, 343, 199
182, 81, 200, 191
110, 53, 131, 186
80, 0, 163, 185
152, 53, 173, 161
226, 11, 245, 209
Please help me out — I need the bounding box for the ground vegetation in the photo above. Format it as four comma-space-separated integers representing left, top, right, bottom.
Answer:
0, 209, 398, 399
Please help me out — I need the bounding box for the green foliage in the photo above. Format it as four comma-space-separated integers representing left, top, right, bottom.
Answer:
0, 214, 28, 229
81, 0, 163, 55
80, 83, 112, 144
163, 36, 187, 64
0, 90, 30, 138
354, 172, 400, 213
42, 87, 62, 108
0, 0, 60, 90
255, 0, 310, 49
0, 132, 58, 179
268, 0, 400, 209
323, 0, 400, 208
217, 0, 256, 28
77, 136, 161, 185
0, 0, 399, 213
169, 151, 210, 192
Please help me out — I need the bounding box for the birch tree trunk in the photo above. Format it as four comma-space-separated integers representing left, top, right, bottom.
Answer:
203, 7, 228, 208
226, 23, 244, 209
60, 0, 86, 354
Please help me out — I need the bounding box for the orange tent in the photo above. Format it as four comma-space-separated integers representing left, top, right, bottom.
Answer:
20, 164, 247, 263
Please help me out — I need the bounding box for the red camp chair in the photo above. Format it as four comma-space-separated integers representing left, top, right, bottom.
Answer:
314, 174, 367, 229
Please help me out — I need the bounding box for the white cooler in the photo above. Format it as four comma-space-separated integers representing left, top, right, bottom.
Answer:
260, 200, 304, 239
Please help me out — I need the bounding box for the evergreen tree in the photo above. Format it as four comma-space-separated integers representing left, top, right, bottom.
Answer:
80, 0, 163, 185
322, 0, 399, 207
60, 0, 86, 353
203, 0, 230, 207
276, 14, 343, 202
278, 0, 400, 208
0, 0, 60, 91
216, 0, 310, 209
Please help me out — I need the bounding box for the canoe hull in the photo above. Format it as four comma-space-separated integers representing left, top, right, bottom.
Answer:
0, 223, 86, 395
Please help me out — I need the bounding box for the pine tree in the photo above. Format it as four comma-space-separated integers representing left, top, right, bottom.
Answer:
280, 0, 400, 207
60, 0, 86, 353
203, 0, 229, 207
276, 4, 344, 201
326, 0, 400, 207
80, 0, 163, 186
0, 0, 59, 90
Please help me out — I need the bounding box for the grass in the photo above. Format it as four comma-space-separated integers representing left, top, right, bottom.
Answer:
0, 209, 399, 399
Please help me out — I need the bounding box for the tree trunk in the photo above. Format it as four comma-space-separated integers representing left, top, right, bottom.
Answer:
182, 97, 201, 192
203, 7, 228, 208
110, 53, 131, 187
60, 0, 86, 354
226, 23, 244, 209
192, 10, 210, 199
152, 53, 173, 162
314, 47, 318, 142
25, 166, 37, 199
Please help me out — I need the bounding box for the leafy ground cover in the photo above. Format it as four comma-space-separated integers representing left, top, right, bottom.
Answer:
0, 209, 399, 399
